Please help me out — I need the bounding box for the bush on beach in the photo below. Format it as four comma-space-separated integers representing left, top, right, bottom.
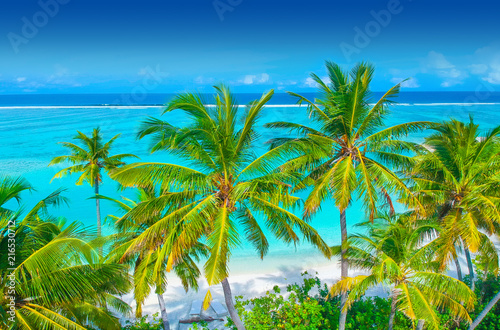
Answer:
222, 273, 500, 330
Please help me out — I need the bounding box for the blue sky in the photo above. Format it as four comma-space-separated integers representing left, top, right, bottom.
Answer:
1, 0, 500, 93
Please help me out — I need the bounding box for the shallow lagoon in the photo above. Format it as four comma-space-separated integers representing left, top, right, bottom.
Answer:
1, 101, 498, 270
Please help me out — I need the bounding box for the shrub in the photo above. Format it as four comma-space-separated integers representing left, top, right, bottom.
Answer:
226, 272, 500, 330
122, 313, 163, 330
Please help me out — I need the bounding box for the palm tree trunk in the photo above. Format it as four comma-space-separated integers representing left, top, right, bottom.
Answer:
95, 178, 101, 237
416, 319, 425, 330
157, 293, 171, 330
222, 277, 245, 330
454, 255, 463, 281
464, 247, 475, 290
339, 209, 348, 330
388, 290, 398, 330
468, 290, 500, 330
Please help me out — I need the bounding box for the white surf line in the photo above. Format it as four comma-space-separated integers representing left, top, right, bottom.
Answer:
0, 104, 310, 110
0, 103, 499, 110
412, 103, 500, 106
0, 105, 164, 110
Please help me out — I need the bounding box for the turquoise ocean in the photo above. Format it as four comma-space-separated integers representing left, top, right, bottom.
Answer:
1, 92, 499, 273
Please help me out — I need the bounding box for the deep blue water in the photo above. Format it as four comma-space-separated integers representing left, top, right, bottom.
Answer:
3, 91, 500, 106
1, 92, 499, 260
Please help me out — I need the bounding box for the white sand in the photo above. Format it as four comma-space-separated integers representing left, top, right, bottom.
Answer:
121, 236, 499, 329
121, 253, 385, 330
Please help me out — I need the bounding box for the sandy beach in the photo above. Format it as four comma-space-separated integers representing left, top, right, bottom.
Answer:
124, 252, 379, 330
124, 258, 340, 329
124, 235, 500, 329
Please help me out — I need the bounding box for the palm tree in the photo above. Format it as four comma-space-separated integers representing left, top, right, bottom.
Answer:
96, 187, 207, 330
110, 85, 331, 330
0, 177, 132, 329
266, 61, 431, 330
410, 118, 500, 289
331, 213, 475, 330
469, 288, 500, 329
49, 127, 137, 237
0, 176, 32, 216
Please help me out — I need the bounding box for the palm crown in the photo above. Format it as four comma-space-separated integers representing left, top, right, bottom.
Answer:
331, 213, 475, 330
110, 85, 331, 326
97, 187, 206, 319
265, 61, 433, 330
49, 127, 137, 237
411, 118, 500, 278
0, 178, 131, 329
268, 62, 430, 217
49, 127, 136, 186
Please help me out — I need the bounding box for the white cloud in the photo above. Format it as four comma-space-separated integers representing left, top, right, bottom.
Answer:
390, 77, 420, 88
468, 44, 500, 84
242, 75, 255, 84
47, 65, 70, 82
138, 67, 148, 76
469, 64, 488, 75
239, 73, 270, 85
426, 51, 454, 69
277, 80, 297, 86
276, 80, 298, 90
424, 51, 467, 87
303, 76, 329, 88
304, 77, 317, 87
43, 64, 87, 88
16, 77, 26, 82
194, 76, 215, 84
483, 72, 500, 84
258, 73, 269, 83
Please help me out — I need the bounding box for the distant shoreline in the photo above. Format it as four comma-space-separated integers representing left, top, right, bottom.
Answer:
1, 102, 500, 109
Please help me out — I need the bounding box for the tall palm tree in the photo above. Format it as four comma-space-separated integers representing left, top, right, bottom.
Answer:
0, 177, 132, 329
410, 118, 500, 289
110, 85, 331, 330
331, 213, 475, 330
266, 61, 431, 330
96, 187, 207, 330
49, 127, 137, 237
469, 283, 500, 329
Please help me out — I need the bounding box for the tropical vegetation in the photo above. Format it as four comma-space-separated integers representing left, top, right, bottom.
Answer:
49, 127, 137, 237
1, 61, 499, 330
109, 85, 331, 330
96, 187, 207, 329
0, 177, 132, 329
266, 61, 432, 330
331, 213, 475, 330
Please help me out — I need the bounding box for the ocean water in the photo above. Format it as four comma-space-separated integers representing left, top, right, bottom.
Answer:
1, 92, 499, 272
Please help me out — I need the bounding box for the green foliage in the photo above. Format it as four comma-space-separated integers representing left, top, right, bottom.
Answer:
411, 117, 500, 268
110, 85, 332, 312
49, 127, 137, 187
232, 288, 324, 329
122, 313, 163, 330
331, 214, 475, 329
226, 273, 500, 330
101, 187, 206, 317
467, 274, 500, 330
0, 177, 132, 329
189, 320, 211, 330
322, 296, 412, 330
268, 61, 432, 219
